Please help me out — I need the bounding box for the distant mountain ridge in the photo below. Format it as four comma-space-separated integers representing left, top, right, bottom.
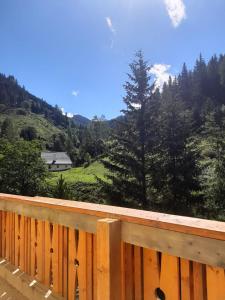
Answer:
72, 114, 91, 126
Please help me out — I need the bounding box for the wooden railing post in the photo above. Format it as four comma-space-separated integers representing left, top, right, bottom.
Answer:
96, 218, 121, 300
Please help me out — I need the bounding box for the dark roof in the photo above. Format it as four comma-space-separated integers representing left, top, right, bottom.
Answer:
41, 152, 72, 165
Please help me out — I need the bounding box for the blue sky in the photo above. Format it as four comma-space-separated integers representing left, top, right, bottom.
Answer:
0, 0, 225, 119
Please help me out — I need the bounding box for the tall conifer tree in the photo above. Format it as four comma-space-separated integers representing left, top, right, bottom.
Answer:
99, 51, 156, 208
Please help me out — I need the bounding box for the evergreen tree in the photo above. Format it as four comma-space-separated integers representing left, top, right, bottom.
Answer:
154, 88, 199, 214
196, 109, 225, 218
53, 175, 72, 199
99, 51, 156, 208
0, 117, 16, 141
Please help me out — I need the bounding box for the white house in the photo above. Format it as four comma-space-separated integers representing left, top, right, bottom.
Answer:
41, 152, 72, 171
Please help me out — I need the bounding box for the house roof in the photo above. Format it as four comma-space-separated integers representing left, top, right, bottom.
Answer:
41, 152, 72, 165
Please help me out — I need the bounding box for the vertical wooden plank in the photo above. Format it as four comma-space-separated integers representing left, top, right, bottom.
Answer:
180, 258, 191, 300
2, 211, 6, 258
143, 248, 160, 300
36, 219, 45, 282
14, 214, 19, 266
5, 211, 10, 260
134, 246, 142, 300
52, 223, 59, 293
68, 228, 77, 300
20, 215, 25, 270
62, 226, 68, 298
160, 253, 180, 300
192, 262, 205, 300
11, 212, 15, 265
86, 232, 93, 300
93, 234, 97, 300
0, 211, 2, 258
58, 225, 63, 295
124, 243, 134, 300
206, 265, 225, 300
44, 221, 51, 287
24, 216, 28, 273
78, 230, 87, 300
30, 218, 37, 277
96, 218, 121, 300
27, 217, 31, 275
121, 242, 126, 300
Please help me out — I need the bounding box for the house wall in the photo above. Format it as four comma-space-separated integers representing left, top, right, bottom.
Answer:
48, 164, 72, 172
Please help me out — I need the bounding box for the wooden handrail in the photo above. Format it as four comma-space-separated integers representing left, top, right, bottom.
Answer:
0, 193, 224, 240
0, 193, 224, 299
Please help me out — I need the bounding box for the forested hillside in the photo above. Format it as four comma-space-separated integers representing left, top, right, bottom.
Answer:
0, 73, 68, 128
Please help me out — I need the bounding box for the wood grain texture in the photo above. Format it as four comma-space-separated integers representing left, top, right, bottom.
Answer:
96, 218, 121, 300
0, 193, 225, 240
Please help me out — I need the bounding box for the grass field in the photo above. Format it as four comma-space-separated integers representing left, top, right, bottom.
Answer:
0, 110, 62, 140
48, 161, 108, 184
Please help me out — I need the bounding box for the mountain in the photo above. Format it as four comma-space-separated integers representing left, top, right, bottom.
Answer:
0, 73, 68, 129
72, 114, 91, 126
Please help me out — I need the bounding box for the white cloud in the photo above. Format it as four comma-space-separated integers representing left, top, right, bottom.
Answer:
72, 90, 79, 97
164, 0, 186, 27
105, 17, 116, 34
150, 64, 174, 90
131, 103, 141, 110
67, 112, 74, 118
61, 107, 74, 118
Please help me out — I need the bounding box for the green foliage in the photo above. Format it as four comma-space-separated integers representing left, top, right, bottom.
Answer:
195, 110, 225, 217
0, 117, 17, 141
52, 175, 73, 199
20, 126, 38, 141
0, 140, 48, 196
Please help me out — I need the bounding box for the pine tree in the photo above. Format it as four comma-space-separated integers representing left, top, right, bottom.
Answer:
154, 85, 199, 214
99, 51, 157, 209
197, 109, 225, 218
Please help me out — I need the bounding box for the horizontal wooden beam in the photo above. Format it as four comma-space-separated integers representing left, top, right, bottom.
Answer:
122, 222, 225, 269
0, 193, 224, 240
0, 258, 64, 300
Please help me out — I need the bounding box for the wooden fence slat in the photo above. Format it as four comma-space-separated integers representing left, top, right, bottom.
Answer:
62, 226, 68, 298
14, 214, 19, 266
44, 221, 51, 287
86, 232, 93, 300
143, 249, 160, 300
36, 219, 45, 282
193, 262, 205, 300
134, 246, 142, 300
160, 254, 180, 300
180, 258, 191, 300
93, 234, 97, 300
206, 265, 225, 300
58, 225, 63, 295
20, 215, 25, 270
52, 224, 59, 293
124, 243, 134, 300
78, 230, 88, 300
68, 228, 77, 300
30, 218, 37, 277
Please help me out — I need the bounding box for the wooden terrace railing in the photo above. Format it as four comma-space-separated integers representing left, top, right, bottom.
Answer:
0, 193, 224, 299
